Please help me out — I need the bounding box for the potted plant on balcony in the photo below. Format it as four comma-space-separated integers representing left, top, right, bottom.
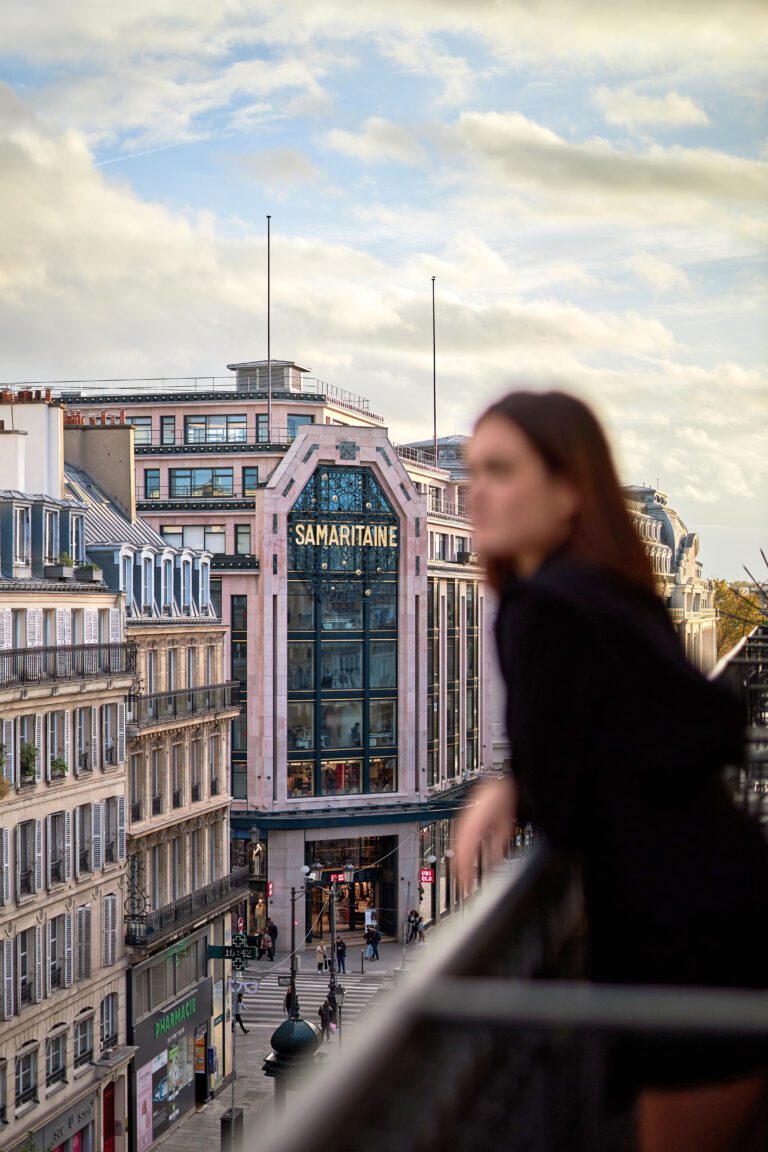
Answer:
45, 552, 75, 580
19, 741, 37, 783
50, 757, 68, 780
75, 560, 103, 582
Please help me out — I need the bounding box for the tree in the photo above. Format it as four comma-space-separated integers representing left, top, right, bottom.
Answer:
713, 580, 765, 659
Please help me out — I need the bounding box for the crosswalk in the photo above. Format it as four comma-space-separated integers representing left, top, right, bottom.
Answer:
236, 967, 383, 1028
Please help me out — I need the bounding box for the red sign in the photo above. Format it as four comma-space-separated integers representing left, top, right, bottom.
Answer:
329, 872, 349, 883
266, 881, 273, 898
237, 916, 244, 932
420, 868, 434, 884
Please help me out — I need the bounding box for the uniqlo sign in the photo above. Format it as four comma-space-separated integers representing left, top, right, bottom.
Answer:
420, 868, 434, 884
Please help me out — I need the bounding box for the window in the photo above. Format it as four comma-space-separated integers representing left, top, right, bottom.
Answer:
103, 893, 117, 966
256, 414, 269, 443
44, 510, 59, 564
169, 468, 234, 498
181, 561, 192, 609
320, 595, 362, 632
184, 414, 247, 443
320, 758, 361, 796
48, 813, 66, 886
161, 557, 173, 610
242, 466, 258, 496
0, 1062, 6, 1123
15, 1049, 37, 1108
75, 805, 92, 874
49, 915, 63, 990
287, 413, 314, 438
46, 1032, 67, 1087
46, 710, 67, 779
369, 756, 397, 793
18, 926, 35, 1006
320, 642, 362, 689
370, 586, 397, 630
235, 524, 251, 554
161, 525, 182, 548
370, 700, 396, 747
103, 798, 117, 864
70, 515, 86, 564
120, 554, 133, 605
370, 640, 397, 689
287, 761, 314, 798
288, 643, 314, 690
210, 577, 222, 619
74, 1014, 94, 1068
76, 906, 92, 980
167, 647, 177, 690
13, 506, 31, 564
126, 415, 152, 445
143, 467, 160, 499
17, 821, 35, 896
101, 703, 118, 765
287, 585, 314, 630
231, 595, 247, 631
141, 555, 153, 608
287, 701, 314, 750
231, 641, 247, 684
171, 745, 183, 806
160, 415, 175, 445
204, 526, 226, 553
321, 701, 362, 749
100, 993, 118, 1051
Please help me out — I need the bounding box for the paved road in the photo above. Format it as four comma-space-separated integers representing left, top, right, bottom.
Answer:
236, 967, 382, 1028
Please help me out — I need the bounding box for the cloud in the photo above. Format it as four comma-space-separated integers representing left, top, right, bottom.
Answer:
325, 116, 426, 166
626, 251, 690, 293
235, 147, 325, 195
593, 86, 710, 129
378, 36, 475, 107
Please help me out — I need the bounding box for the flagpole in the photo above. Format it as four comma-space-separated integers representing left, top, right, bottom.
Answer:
267, 214, 272, 441
432, 276, 437, 464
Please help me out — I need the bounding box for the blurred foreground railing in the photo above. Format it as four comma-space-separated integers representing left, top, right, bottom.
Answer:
712, 621, 768, 825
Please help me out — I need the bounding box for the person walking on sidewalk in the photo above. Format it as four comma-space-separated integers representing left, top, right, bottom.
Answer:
267, 918, 278, 953
318, 999, 331, 1043
316, 940, 327, 972
336, 937, 347, 974
370, 926, 381, 961
258, 929, 274, 961
232, 990, 249, 1034
416, 915, 426, 945
407, 909, 419, 944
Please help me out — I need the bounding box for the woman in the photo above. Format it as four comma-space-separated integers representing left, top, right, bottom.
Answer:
316, 940, 327, 972
456, 390, 768, 1152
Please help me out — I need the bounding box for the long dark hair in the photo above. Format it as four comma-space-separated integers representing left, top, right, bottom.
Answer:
476, 390, 657, 596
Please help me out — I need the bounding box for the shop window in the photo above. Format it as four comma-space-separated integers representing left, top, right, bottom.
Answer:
369, 586, 397, 629
320, 758, 361, 796
287, 761, 315, 798
320, 595, 362, 632
370, 700, 396, 747
287, 586, 314, 630
320, 641, 362, 689
321, 701, 362, 749
369, 756, 397, 793
288, 643, 314, 691
287, 701, 314, 750
370, 640, 396, 689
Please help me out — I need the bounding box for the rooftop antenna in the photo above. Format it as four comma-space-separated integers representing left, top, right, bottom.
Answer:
267, 214, 272, 441
432, 276, 437, 465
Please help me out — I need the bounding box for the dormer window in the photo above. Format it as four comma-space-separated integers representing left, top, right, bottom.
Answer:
70, 516, 85, 564
44, 510, 60, 564
200, 561, 210, 612
13, 506, 31, 565
120, 554, 133, 607
141, 555, 154, 610
162, 557, 173, 612
181, 559, 192, 612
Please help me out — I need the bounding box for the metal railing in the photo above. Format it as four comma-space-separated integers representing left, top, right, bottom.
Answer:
49, 859, 63, 885
138, 487, 255, 503
46, 1066, 67, 1088
125, 865, 249, 946
151, 796, 162, 816
0, 642, 137, 688
79, 849, 91, 874
427, 495, 471, 523
172, 789, 182, 809
74, 1048, 93, 1070
129, 681, 239, 727
391, 442, 448, 476
18, 869, 34, 896
78, 752, 92, 774
191, 782, 201, 802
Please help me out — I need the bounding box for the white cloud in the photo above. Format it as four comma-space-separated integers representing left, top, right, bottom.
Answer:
593, 86, 710, 129
626, 251, 690, 293
378, 36, 475, 107
325, 117, 426, 166
235, 147, 325, 195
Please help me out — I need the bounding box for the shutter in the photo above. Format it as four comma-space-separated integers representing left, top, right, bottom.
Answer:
3, 937, 13, 1019
46, 814, 52, 889
26, 608, 43, 647
1, 719, 13, 788
91, 707, 100, 771
74, 809, 81, 879
76, 908, 84, 981
64, 912, 73, 986
116, 702, 126, 765
46, 712, 53, 781
64, 811, 72, 882
92, 802, 102, 871
34, 924, 43, 1003
73, 709, 81, 777
63, 710, 71, 772
46, 919, 52, 996
104, 895, 117, 966
83, 905, 92, 978
0, 827, 9, 905
34, 714, 43, 782
116, 796, 126, 862
55, 607, 70, 646
15, 825, 20, 899
83, 609, 98, 644
34, 818, 43, 892
109, 608, 121, 643
0, 606, 12, 649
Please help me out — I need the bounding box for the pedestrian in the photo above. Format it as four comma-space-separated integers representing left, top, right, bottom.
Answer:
416, 916, 426, 945
284, 988, 295, 1016
232, 990, 248, 1034
327, 990, 338, 1026
336, 937, 347, 974
456, 389, 768, 1151
259, 929, 274, 961
363, 928, 373, 960
318, 1000, 331, 1044
370, 927, 381, 961
267, 917, 278, 953
316, 940, 327, 972
407, 909, 419, 943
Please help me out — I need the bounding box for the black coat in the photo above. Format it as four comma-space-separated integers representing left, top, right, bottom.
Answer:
495, 544, 768, 1085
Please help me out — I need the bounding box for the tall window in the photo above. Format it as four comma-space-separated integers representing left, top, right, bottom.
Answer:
144, 469, 160, 499
100, 993, 118, 1051
13, 506, 31, 564
15, 1049, 37, 1107
44, 510, 59, 564
160, 415, 175, 445
235, 524, 251, 554
74, 1015, 94, 1068
126, 415, 152, 444
70, 515, 86, 564
242, 466, 258, 496
46, 1032, 67, 1087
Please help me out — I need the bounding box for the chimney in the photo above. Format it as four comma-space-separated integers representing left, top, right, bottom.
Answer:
64, 422, 136, 521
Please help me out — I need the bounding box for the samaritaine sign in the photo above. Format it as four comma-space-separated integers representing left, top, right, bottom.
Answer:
292, 522, 398, 548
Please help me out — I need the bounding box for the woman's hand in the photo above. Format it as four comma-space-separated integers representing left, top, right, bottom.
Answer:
455, 774, 518, 892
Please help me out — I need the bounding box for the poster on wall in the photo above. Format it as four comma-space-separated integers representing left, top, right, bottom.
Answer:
136, 1062, 154, 1152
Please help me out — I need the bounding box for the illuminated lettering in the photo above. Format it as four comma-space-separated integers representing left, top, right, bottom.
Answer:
315, 525, 328, 546
339, 525, 351, 546
328, 525, 339, 546
304, 525, 315, 545
389, 526, 398, 547
362, 527, 373, 547
294, 524, 305, 545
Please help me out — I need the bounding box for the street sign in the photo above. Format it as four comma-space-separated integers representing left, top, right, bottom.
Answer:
266, 881, 273, 897
209, 945, 256, 961
237, 916, 244, 932
277, 975, 292, 987
420, 868, 434, 883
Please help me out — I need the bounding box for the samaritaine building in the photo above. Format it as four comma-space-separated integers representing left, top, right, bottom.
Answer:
55, 361, 492, 942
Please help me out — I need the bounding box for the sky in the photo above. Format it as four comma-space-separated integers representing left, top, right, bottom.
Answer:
0, 1, 766, 579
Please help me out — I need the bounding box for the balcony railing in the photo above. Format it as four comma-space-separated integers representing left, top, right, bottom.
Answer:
151, 796, 162, 816
125, 865, 249, 947
79, 849, 91, 874
78, 751, 92, 774
0, 642, 136, 688
74, 1048, 93, 1070
129, 682, 239, 728
191, 782, 201, 802
46, 1066, 67, 1088
131, 801, 142, 822
427, 495, 471, 523
210, 777, 220, 796
18, 869, 34, 896
172, 789, 182, 809
49, 859, 63, 885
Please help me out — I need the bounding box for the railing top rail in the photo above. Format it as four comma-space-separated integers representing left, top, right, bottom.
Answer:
130, 680, 239, 704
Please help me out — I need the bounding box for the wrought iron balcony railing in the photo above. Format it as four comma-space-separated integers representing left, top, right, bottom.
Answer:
0, 641, 137, 688
125, 865, 249, 947
128, 681, 240, 728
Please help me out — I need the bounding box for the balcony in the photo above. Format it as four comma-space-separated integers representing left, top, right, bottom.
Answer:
151, 796, 162, 816
129, 682, 240, 729
172, 789, 182, 809
427, 495, 472, 524
125, 865, 249, 947
191, 782, 201, 803
131, 801, 142, 822
0, 642, 137, 689
210, 777, 220, 796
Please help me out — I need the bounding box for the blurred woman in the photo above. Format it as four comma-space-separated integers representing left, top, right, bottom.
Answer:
456, 390, 768, 1152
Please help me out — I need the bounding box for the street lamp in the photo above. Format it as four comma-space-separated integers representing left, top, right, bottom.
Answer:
327, 862, 354, 1044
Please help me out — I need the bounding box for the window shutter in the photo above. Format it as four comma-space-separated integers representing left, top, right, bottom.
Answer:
15, 825, 20, 899
1, 719, 13, 788
103, 894, 117, 966
91, 707, 99, 772
109, 608, 121, 643
3, 937, 14, 1019
63, 711, 71, 773
83, 906, 92, 978
64, 912, 73, 987
46, 814, 52, 889
0, 606, 12, 649
0, 827, 9, 905
55, 607, 72, 646
34, 714, 43, 783
64, 811, 72, 882
83, 609, 98, 644
116, 702, 126, 765
91, 803, 103, 871
74, 810, 81, 879
76, 908, 85, 981
34, 818, 43, 892
46, 713, 53, 781
26, 608, 43, 648
116, 796, 126, 862
34, 924, 43, 1003
46, 920, 53, 996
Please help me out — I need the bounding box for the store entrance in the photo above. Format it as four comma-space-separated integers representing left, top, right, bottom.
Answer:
310, 873, 379, 938
306, 835, 398, 937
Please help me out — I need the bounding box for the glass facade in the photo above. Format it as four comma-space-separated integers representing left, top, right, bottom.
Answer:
231, 595, 248, 798
286, 466, 399, 797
